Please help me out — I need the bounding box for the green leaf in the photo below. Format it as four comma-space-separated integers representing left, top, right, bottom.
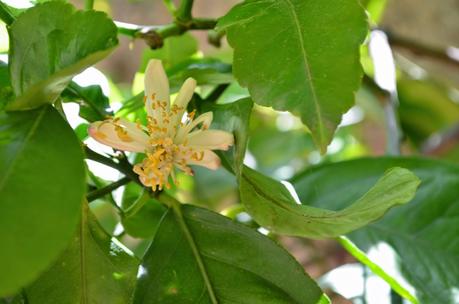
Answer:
168, 58, 233, 91
139, 33, 198, 72
291, 157, 459, 303
217, 0, 367, 151
26, 203, 138, 303
122, 189, 167, 239
0, 106, 85, 296
134, 203, 327, 304
64, 83, 112, 122
0, 61, 14, 110
240, 165, 419, 238
201, 98, 253, 175
7, 2, 118, 110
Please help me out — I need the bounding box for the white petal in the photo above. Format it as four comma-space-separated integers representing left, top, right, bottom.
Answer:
187, 130, 234, 150
144, 59, 170, 118
174, 112, 213, 144
88, 119, 149, 153
187, 150, 221, 170
173, 78, 196, 109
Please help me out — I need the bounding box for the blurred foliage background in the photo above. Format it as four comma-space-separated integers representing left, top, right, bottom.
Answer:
2, 0, 459, 302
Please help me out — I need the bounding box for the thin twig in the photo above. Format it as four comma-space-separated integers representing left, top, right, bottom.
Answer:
87, 177, 131, 203
115, 18, 217, 49
175, 0, 194, 22
84, 146, 142, 185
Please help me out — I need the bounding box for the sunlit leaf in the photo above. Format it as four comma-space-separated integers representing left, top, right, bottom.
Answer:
218, 0, 367, 151
7, 2, 118, 110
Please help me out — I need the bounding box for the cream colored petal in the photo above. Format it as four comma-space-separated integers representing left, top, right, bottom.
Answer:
174, 112, 213, 144
171, 77, 196, 124
144, 59, 170, 118
187, 130, 234, 151
186, 150, 221, 170
88, 119, 149, 153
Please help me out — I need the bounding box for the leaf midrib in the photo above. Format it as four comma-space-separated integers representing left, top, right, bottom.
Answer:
281, 0, 325, 146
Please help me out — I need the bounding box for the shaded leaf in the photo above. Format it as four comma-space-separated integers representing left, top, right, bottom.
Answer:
0, 106, 85, 296
201, 98, 253, 175
218, 0, 367, 151
122, 190, 167, 239
292, 157, 459, 303
64, 83, 112, 122
7, 2, 118, 110
134, 204, 327, 304
26, 203, 138, 303
240, 165, 419, 238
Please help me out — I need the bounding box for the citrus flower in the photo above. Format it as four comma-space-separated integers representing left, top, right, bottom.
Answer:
88, 59, 234, 191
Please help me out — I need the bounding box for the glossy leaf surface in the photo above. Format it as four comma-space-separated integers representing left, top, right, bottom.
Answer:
7, 2, 118, 110
0, 106, 85, 296
218, 0, 367, 151
134, 204, 327, 304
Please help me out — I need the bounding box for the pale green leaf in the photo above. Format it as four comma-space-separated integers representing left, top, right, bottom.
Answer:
240, 165, 419, 238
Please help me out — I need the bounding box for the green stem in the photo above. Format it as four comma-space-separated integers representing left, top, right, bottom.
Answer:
115, 18, 217, 49
175, 0, 194, 22
85, 0, 94, 10
87, 177, 131, 204
0, 1, 15, 25
160, 193, 218, 304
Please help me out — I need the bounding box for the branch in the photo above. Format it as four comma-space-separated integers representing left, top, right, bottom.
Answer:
384, 29, 459, 68
115, 18, 217, 49
85, 0, 94, 10
87, 177, 131, 203
175, 0, 194, 23
0, 1, 15, 25
84, 146, 142, 186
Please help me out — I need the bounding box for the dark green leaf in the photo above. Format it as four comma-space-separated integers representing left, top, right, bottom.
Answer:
0, 106, 85, 296
7, 2, 118, 110
292, 157, 459, 303
217, 0, 367, 151
168, 58, 233, 91
26, 204, 138, 303
0, 61, 14, 111
64, 83, 112, 122
122, 190, 167, 239
134, 204, 327, 304
201, 98, 253, 175
240, 165, 419, 238
116, 93, 144, 118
